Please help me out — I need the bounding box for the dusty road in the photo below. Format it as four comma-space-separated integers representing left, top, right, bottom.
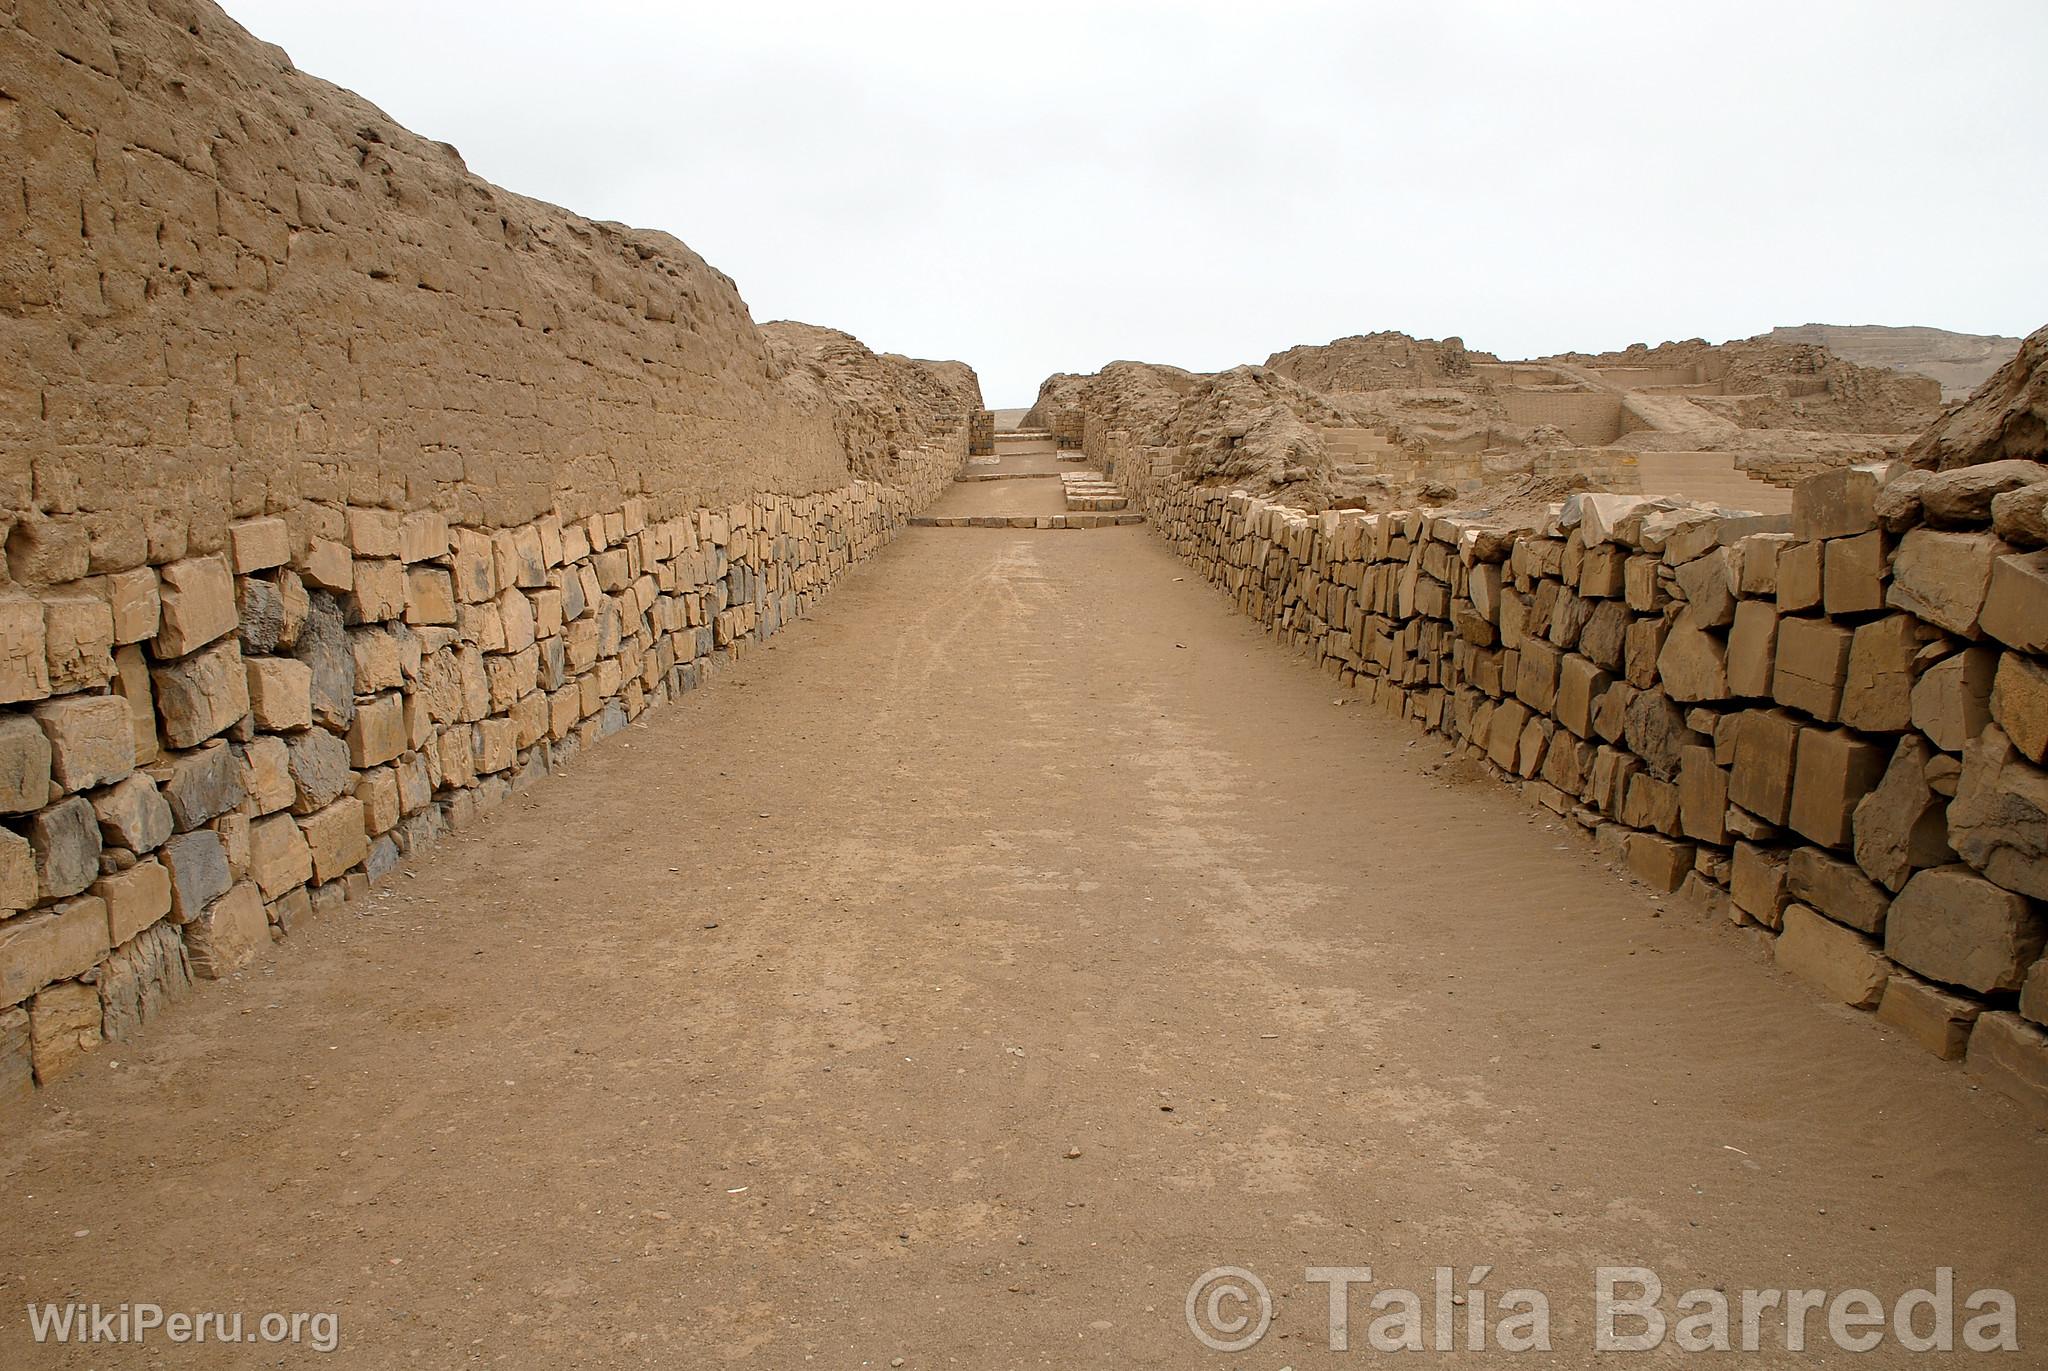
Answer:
2, 520, 2043, 1367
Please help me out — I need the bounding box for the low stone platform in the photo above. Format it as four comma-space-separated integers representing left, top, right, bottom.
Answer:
1061, 470, 1131, 512
908, 513, 1145, 529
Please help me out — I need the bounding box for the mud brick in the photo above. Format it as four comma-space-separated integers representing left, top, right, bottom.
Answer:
1877, 972, 1984, 1060
104, 567, 160, 644
1992, 651, 2048, 763
156, 739, 246, 829
243, 656, 313, 732
1793, 466, 1882, 541
29, 977, 102, 1082
1728, 708, 1801, 824
154, 556, 238, 658
90, 773, 171, 853
1775, 541, 1822, 613
1887, 529, 2004, 637
1822, 530, 1886, 616
1787, 727, 1886, 849
1886, 864, 2044, 993
152, 639, 251, 748
299, 797, 369, 883
229, 517, 290, 573
0, 896, 110, 1004
1964, 1012, 2048, 1120
1626, 832, 1693, 892
247, 813, 312, 900
0, 714, 53, 815
43, 590, 115, 691
1776, 903, 1889, 1008
0, 594, 53, 704
184, 881, 269, 979
95, 858, 172, 945
1979, 549, 2048, 654
1730, 842, 1790, 928
1772, 615, 1852, 721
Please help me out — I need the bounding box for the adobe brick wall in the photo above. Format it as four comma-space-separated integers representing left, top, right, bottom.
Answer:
0, 0, 968, 1099
1092, 416, 2048, 1119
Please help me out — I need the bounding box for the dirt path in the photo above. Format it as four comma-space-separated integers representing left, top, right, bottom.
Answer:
2, 520, 2043, 1367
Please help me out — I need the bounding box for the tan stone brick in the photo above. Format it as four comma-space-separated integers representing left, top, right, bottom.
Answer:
349, 692, 406, 767
229, 517, 290, 573
95, 858, 172, 945
1772, 615, 1852, 722
299, 796, 369, 883
151, 639, 250, 749
1887, 528, 2005, 637
350, 558, 405, 622
1877, 972, 1983, 1060
104, 568, 160, 645
111, 644, 158, 765
1822, 530, 1886, 615
247, 813, 312, 900
1792, 466, 1881, 542
405, 567, 457, 626
300, 537, 353, 593
0, 593, 53, 704
43, 590, 115, 692
1992, 651, 2048, 764
1725, 599, 1777, 698
348, 508, 402, 559
244, 656, 313, 732
451, 528, 497, 602
1852, 734, 1953, 891
1787, 727, 1886, 850
1776, 903, 1888, 1008
1787, 846, 1889, 934
1946, 725, 2048, 900
154, 556, 238, 658
34, 695, 134, 794
90, 773, 171, 852
1910, 646, 1996, 751
0, 895, 110, 1004
399, 511, 450, 563
1775, 540, 1822, 613
1626, 832, 1692, 891
1979, 548, 2048, 654
1728, 708, 1801, 824
1657, 615, 1728, 702
473, 717, 518, 774
1839, 613, 1927, 733
29, 978, 101, 1082
1886, 864, 2044, 993
0, 714, 52, 816
355, 766, 400, 834
184, 880, 269, 979
1963, 1011, 2048, 1121
1730, 841, 1789, 927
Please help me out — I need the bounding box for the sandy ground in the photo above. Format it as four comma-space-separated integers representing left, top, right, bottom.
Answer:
2, 508, 2044, 1368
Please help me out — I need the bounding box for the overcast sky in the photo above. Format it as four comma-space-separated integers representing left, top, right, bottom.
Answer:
221, 0, 2047, 406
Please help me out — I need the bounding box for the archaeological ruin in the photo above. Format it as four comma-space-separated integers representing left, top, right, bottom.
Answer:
2, 0, 2045, 1363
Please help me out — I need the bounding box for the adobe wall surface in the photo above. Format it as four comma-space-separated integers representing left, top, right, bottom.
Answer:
0, 0, 970, 1098
1092, 414, 2048, 1118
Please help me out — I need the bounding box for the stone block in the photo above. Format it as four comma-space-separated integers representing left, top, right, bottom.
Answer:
286, 728, 353, 815
1787, 726, 1887, 849
1725, 599, 1778, 698
239, 735, 294, 815
1910, 646, 1996, 752
399, 511, 450, 563
1994, 483, 2048, 548
153, 556, 238, 658
1657, 614, 1729, 702
348, 558, 405, 623
43, 590, 115, 691
229, 517, 290, 573
0, 713, 52, 815
111, 645, 158, 765
1772, 616, 1852, 722
95, 858, 172, 945
299, 797, 369, 883
1673, 548, 1736, 627
1946, 725, 2048, 900
30, 796, 102, 900
1787, 846, 1890, 935
0, 896, 110, 1005
2026, 958, 2048, 1027
1622, 615, 1667, 688
90, 773, 171, 853
29, 978, 101, 1082
1877, 972, 1983, 1061
1792, 465, 1881, 542
1554, 654, 1612, 738
356, 766, 400, 835
1837, 613, 1923, 733
1776, 903, 1889, 1008
300, 538, 353, 593
104, 567, 160, 644
184, 880, 269, 979
247, 813, 312, 900
98, 920, 190, 1043
451, 528, 497, 602
349, 692, 406, 768
1991, 651, 2048, 764
1851, 734, 1953, 891
1964, 1012, 2048, 1121
1626, 832, 1693, 891
1821, 530, 1886, 616
244, 656, 313, 732
473, 717, 518, 774
1886, 864, 2044, 993
0, 829, 36, 914
1886, 528, 2004, 637
161, 829, 231, 922
1677, 745, 1728, 845
33, 695, 134, 794
152, 639, 250, 749
0, 594, 52, 704
1979, 548, 2048, 654
348, 507, 402, 558
404, 567, 457, 626
1920, 459, 2048, 526
1728, 708, 1801, 824
1775, 541, 1822, 613
1730, 841, 1789, 928
1515, 637, 1560, 713
155, 740, 245, 830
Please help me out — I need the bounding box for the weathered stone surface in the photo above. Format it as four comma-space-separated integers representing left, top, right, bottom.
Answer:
239, 735, 294, 815
0, 829, 38, 914
184, 880, 270, 979
1918, 459, 2048, 526
1792, 466, 1881, 542
286, 728, 353, 815
290, 593, 355, 731
1886, 863, 2044, 992
0, 594, 53, 704
29, 977, 102, 1082
31, 797, 103, 900
349, 508, 402, 558
154, 555, 239, 658
1964, 1012, 2048, 1121
0, 714, 53, 815
299, 797, 369, 884
1673, 549, 1736, 627
405, 567, 458, 626
111, 644, 158, 766
1886, 528, 2005, 636
155, 740, 246, 830
1772, 615, 1852, 722
1625, 832, 1692, 891
34, 695, 135, 793
0, 896, 110, 1005
1730, 842, 1790, 927
152, 639, 251, 749
43, 590, 116, 691
1787, 847, 1890, 935
1910, 647, 1996, 752
1878, 972, 1983, 1060
1777, 903, 1888, 1008
1623, 687, 1695, 781
1978, 548, 2048, 654
230, 517, 291, 574
348, 692, 406, 768
1992, 651, 2048, 763
244, 656, 314, 732
1852, 734, 1953, 891
1656, 616, 1729, 702
1787, 727, 1887, 850
104, 567, 160, 645
1946, 725, 2048, 900
0, 1004, 26, 1100
247, 814, 313, 900
90, 773, 172, 853
1725, 599, 1777, 698
1676, 745, 1728, 845
96, 858, 173, 945
1875, 469, 1931, 533
161, 829, 231, 922
2025, 957, 2048, 1027
1822, 530, 1886, 616
98, 921, 190, 1042
1728, 708, 1801, 824
400, 512, 451, 564
1838, 614, 1924, 733
1991, 483, 2048, 548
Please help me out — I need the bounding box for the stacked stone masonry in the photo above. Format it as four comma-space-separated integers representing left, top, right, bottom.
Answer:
1092, 416, 2048, 1118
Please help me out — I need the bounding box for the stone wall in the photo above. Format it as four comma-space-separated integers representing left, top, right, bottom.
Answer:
0, 0, 971, 1100
1095, 417, 2048, 1118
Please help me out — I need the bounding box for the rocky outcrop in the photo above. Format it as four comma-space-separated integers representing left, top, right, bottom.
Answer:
1907, 325, 2048, 472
